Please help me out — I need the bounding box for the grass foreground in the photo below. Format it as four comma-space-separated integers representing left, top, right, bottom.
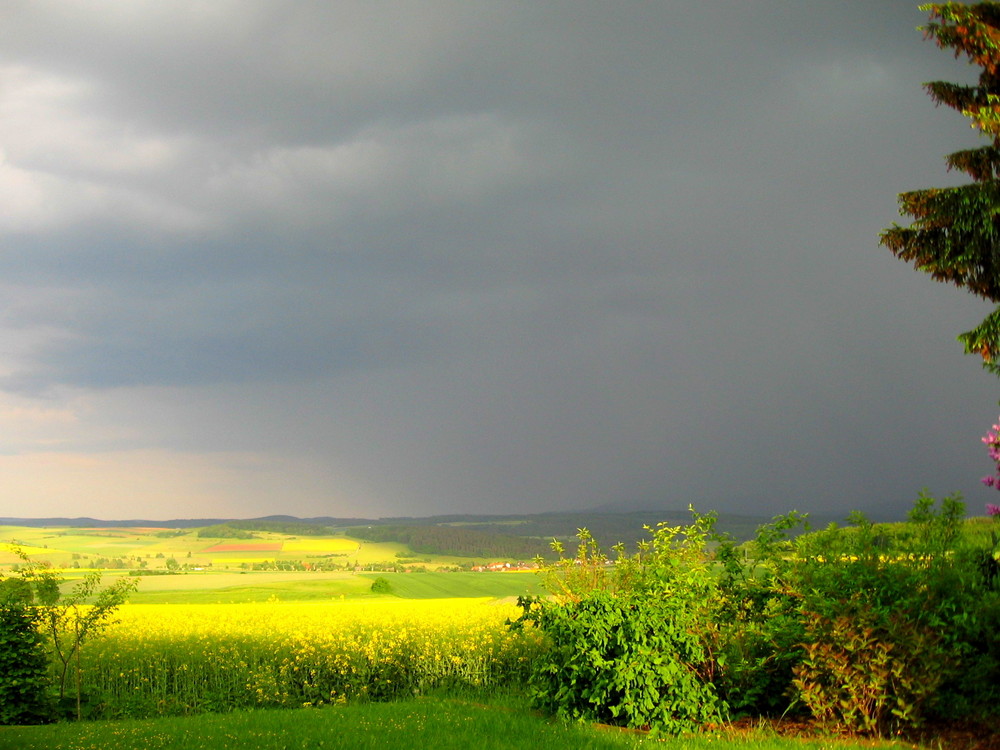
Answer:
0, 695, 915, 750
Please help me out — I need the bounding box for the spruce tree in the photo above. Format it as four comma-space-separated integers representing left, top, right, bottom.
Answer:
881, 2, 1000, 373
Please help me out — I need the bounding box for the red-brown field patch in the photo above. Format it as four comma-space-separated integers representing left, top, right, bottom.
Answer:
201, 542, 284, 552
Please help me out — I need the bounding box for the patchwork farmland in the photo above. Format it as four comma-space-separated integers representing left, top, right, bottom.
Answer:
0, 524, 498, 570
0, 522, 547, 604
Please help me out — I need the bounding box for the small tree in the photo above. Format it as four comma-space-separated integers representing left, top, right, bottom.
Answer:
13, 549, 138, 720
881, 2, 1000, 373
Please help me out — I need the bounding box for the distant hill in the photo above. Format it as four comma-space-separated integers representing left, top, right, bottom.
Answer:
0, 517, 232, 529
0, 509, 771, 543
350, 524, 557, 560
0, 515, 368, 529
0, 506, 892, 545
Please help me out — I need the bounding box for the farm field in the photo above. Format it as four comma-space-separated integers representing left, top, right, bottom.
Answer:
0, 524, 514, 567
0, 523, 543, 605
98, 569, 545, 604
0, 522, 552, 726
115, 570, 374, 604
0, 525, 376, 569
69, 598, 539, 718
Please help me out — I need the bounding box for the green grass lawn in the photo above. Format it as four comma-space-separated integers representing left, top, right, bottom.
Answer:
125, 578, 373, 604
0, 696, 910, 750
357, 571, 545, 599
111, 570, 544, 603
121, 570, 372, 603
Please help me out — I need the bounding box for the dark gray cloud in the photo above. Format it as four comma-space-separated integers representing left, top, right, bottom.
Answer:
0, 1, 996, 521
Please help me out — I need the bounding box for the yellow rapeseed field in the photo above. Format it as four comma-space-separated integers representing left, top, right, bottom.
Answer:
1, 542, 63, 557
281, 538, 359, 553
82, 599, 541, 717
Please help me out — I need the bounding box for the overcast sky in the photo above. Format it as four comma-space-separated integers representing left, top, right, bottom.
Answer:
1, 0, 997, 522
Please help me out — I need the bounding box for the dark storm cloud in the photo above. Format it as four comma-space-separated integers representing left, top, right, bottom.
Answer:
0, 1, 996, 519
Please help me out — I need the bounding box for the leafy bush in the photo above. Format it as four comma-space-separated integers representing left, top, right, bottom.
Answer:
516, 495, 1000, 737
714, 594, 803, 718
513, 513, 726, 736
781, 492, 1000, 731
0, 598, 52, 725
793, 605, 945, 734
938, 586, 1000, 717
712, 512, 808, 718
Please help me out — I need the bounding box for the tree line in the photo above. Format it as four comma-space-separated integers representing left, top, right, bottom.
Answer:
350, 524, 557, 560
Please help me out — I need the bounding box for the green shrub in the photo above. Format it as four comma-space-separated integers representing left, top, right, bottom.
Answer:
520, 590, 723, 734
793, 604, 945, 734
714, 594, 804, 718
514, 513, 726, 736
0, 594, 52, 724
781, 492, 1000, 731
922, 551, 1000, 719
515, 495, 1000, 736
712, 512, 809, 718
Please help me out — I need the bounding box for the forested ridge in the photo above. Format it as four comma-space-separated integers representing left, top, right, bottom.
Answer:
349, 524, 557, 560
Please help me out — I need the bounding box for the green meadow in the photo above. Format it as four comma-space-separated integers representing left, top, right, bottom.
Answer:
114, 570, 544, 604
0, 694, 913, 750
